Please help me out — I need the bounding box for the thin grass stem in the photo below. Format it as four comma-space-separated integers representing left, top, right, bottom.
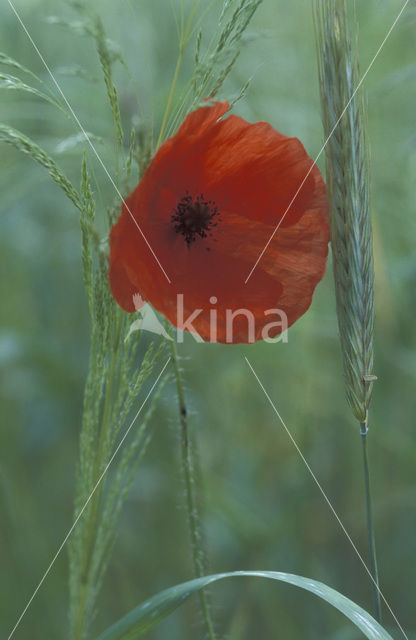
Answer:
156, 0, 199, 149
360, 424, 382, 623
73, 347, 118, 640
169, 338, 216, 640
156, 49, 185, 149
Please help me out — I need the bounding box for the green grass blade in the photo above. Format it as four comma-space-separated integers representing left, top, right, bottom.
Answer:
94, 570, 393, 640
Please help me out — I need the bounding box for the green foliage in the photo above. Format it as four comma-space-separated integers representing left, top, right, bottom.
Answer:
0, 51, 43, 84
94, 571, 393, 640
68, 155, 167, 640
190, 0, 262, 104
0, 50, 69, 117
79, 154, 97, 308
164, 0, 263, 140
0, 72, 65, 112
0, 124, 81, 210
1, 14, 168, 638
94, 16, 125, 178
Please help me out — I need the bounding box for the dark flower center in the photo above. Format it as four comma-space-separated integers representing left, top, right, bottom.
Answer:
171, 192, 221, 247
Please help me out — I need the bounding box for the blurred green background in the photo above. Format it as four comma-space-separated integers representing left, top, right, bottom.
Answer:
1, 1, 415, 638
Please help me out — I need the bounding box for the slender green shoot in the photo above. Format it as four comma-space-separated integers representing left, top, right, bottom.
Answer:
169, 337, 216, 640
361, 424, 382, 622
165, 0, 262, 141
156, 0, 200, 149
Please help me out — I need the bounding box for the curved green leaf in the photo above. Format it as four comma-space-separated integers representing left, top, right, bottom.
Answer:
94, 571, 393, 640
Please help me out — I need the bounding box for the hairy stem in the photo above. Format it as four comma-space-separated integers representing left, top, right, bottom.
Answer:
360, 424, 382, 623
170, 338, 216, 640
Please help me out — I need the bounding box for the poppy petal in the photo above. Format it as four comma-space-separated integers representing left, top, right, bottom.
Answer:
109, 102, 330, 343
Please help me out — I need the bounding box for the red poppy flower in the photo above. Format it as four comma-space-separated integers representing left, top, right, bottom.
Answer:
109, 101, 329, 343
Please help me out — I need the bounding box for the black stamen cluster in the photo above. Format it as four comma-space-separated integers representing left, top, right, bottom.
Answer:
171, 192, 221, 248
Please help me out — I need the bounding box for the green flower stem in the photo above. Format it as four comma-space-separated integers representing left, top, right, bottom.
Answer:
169, 338, 216, 640
360, 424, 382, 623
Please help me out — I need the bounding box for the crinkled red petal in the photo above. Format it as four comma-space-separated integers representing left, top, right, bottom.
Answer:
109, 102, 330, 343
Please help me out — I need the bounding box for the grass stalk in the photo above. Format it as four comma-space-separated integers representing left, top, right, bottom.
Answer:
157, 48, 185, 149
156, 1, 199, 149
169, 338, 216, 640
314, 0, 381, 621
72, 349, 118, 640
361, 425, 382, 622
69, 159, 164, 640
